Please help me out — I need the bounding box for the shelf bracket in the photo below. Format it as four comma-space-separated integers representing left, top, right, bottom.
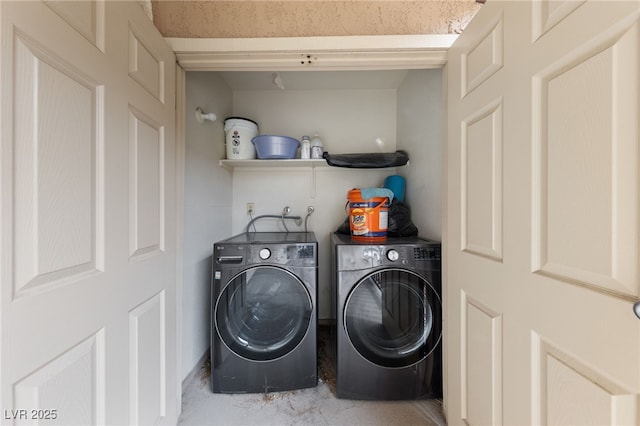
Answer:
310, 166, 317, 199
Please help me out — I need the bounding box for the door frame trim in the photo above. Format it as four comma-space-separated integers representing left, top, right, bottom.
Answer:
174, 64, 186, 412
167, 35, 457, 71
170, 34, 453, 414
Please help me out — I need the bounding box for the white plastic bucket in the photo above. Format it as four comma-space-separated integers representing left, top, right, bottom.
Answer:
224, 117, 259, 159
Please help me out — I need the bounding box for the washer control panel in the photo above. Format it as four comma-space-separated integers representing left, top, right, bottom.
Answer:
250, 244, 316, 266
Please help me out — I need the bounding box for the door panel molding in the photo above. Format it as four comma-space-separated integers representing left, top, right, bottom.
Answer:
13, 329, 106, 425
460, 291, 503, 426
532, 333, 636, 426
460, 98, 503, 262
129, 291, 167, 426
128, 24, 165, 103
128, 105, 165, 262
12, 30, 105, 299
532, 0, 586, 42
461, 13, 503, 98
531, 20, 640, 300
43, 0, 105, 51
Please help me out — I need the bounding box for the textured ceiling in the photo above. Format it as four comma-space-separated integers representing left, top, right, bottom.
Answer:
152, 1, 481, 38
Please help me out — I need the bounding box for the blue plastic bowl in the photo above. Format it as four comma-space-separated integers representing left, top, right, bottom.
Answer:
252, 135, 300, 159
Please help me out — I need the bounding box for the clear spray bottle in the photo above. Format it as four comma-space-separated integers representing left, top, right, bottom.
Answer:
310, 132, 324, 159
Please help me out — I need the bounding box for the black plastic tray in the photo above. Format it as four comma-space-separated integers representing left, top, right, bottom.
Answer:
322, 150, 409, 168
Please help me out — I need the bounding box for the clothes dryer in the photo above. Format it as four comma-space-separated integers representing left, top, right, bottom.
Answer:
211, 232, 317, 393
330, 233, 442, 400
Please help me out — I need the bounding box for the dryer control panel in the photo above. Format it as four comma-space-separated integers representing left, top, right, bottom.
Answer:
338, 245, 418, 270
332, 233, 441, 272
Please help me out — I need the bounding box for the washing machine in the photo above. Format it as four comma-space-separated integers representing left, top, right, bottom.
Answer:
330, 232, 442, 400
211, 232, 318, 393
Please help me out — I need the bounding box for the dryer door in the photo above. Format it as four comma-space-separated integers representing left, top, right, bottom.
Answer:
215, 265, 313, 361
344, 268, 441, 368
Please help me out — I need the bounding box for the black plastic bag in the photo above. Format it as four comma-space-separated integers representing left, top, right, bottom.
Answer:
336, 199, 419, 237
387, 199, 418, 237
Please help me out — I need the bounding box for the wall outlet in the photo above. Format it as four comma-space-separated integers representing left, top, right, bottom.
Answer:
246, 202, 255, 215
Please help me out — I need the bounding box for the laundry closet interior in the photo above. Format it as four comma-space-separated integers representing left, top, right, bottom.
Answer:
177, 37, 448, 385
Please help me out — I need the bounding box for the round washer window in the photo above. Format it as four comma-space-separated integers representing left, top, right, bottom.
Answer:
215, 266, 313, 361
344, 268, 441, 368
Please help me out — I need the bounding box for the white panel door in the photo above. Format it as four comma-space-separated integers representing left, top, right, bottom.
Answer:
446, 1, 640, 424
0, 1, 178, 424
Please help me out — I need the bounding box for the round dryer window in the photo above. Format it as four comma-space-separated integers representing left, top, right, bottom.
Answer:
215, 265, 313, 361
344, 268, 441, 368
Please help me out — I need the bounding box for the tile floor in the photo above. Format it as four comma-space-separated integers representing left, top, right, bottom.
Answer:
177, 327, 447, 426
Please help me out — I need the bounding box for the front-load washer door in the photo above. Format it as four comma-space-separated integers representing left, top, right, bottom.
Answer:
215, 265, 313, 361
344, 268, 441, 368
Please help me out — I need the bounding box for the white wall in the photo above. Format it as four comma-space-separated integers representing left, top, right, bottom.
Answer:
232, 88, 397, 153
396, 69, 443, 241
182, 72, 233, 379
